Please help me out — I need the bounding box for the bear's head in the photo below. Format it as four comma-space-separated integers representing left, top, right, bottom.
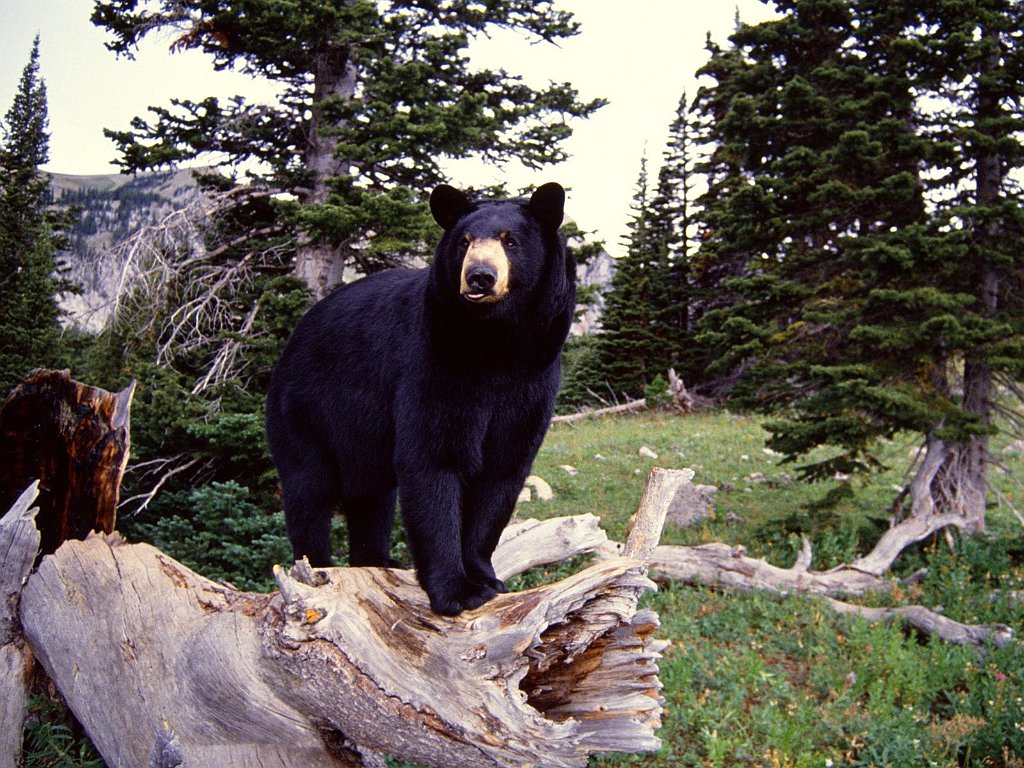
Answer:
429, 183, 567, 314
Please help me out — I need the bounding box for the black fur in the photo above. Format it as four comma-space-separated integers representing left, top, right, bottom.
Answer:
265, 183, 575, 615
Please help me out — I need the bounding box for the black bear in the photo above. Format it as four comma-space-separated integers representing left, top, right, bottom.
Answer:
265, 182, 574, 615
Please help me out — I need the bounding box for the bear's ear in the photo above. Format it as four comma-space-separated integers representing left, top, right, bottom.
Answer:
430, 184, 474, 231
527, 182, 565, 232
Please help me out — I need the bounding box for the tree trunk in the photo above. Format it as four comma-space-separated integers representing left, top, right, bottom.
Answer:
916, 22, 1005, 535
13, 470, 684, 768
293, 41, 358, 302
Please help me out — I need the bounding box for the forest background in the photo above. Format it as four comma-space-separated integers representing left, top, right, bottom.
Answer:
2, 1, 1024, 766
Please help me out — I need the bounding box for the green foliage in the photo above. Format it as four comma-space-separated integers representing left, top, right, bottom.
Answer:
22, 696, 103, 768
557, 334, 604, 412
134, 481, 291, 591
644, 374, 672, 409
690, 0, 1024, 515
595, 95, 703, 399
91, 0, 604, 276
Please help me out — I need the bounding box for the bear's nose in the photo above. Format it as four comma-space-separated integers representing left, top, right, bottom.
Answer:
465, 264, 497, 294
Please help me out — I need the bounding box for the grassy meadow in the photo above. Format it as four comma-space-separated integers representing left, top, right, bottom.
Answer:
511, 411, 1024, 768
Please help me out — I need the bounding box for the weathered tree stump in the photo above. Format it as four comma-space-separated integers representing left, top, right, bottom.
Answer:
0, 369, 134, 557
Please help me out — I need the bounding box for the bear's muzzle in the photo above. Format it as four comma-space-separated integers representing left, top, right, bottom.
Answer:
460, 238, 510, 303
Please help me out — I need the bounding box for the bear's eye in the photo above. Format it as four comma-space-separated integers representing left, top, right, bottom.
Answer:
460, 235, 472, 251
503, 234, 517, 249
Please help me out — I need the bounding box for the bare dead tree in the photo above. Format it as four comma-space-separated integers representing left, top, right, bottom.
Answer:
106, 183, 289, 387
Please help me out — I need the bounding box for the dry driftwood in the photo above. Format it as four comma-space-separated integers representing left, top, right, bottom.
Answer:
598, 483, 1015, 649
492, 512, 607, 580
0, 369, 134, 557
17, 469, 686, 768
552, 398, 647, 424
0, 483, 41, 768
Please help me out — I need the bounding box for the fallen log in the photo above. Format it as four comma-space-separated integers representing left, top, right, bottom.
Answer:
599, 532, 1013, 649
16, 469, 685, 768
0, 482, 41, 768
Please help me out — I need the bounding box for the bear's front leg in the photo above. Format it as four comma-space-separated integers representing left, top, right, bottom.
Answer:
461, 475, 527, 594
398, 468, 498, 615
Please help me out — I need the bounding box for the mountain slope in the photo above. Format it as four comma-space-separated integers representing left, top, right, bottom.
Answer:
50, 169, 201, 331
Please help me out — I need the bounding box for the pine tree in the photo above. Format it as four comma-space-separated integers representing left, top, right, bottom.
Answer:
91, 0, 604, 300
692, 0, 1024, 526
596, 94, 704, 399
0, 36, 70, 394
649, 92, 704, 385
595, 155, 662, 398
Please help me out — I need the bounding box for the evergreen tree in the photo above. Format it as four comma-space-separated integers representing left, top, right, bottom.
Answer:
649, 92, 704, 384
692, 0, 1024, 526
0, 36, 70, 394
91, 0, 604, 300
596, 155, 662, 398
596, 94, 703, 399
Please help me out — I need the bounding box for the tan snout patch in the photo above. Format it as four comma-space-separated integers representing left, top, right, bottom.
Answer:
460, 237, 510, 303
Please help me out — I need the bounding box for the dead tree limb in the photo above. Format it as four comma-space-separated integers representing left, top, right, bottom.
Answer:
825, 597, 1014, 649
16, 470, 685, 768
492, 513, 607, 580
0, 483, 41, 768
594, 469, 1015, 649
617, 540, 1012, 648
552, 398, 647, 424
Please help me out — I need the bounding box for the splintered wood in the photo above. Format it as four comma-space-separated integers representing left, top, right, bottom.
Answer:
0, 370, 134, 556
14, 468, 688, 768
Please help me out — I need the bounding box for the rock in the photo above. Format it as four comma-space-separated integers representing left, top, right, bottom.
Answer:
559, 465, 579, 476
665, 481, 718, 529
1002, 439, 1024, 456
524, 475, 554, 501
517, 487, 531, 503
638, 446, 659, 459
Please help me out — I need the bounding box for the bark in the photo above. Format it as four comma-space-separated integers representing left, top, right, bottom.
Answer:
15, 470, 685, 768
0, 483, 41, 768
293, 41, 358, 302
0, 369, 134, 557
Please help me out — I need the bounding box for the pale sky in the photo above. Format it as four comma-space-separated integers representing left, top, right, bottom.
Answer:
0, 0, 778, 255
